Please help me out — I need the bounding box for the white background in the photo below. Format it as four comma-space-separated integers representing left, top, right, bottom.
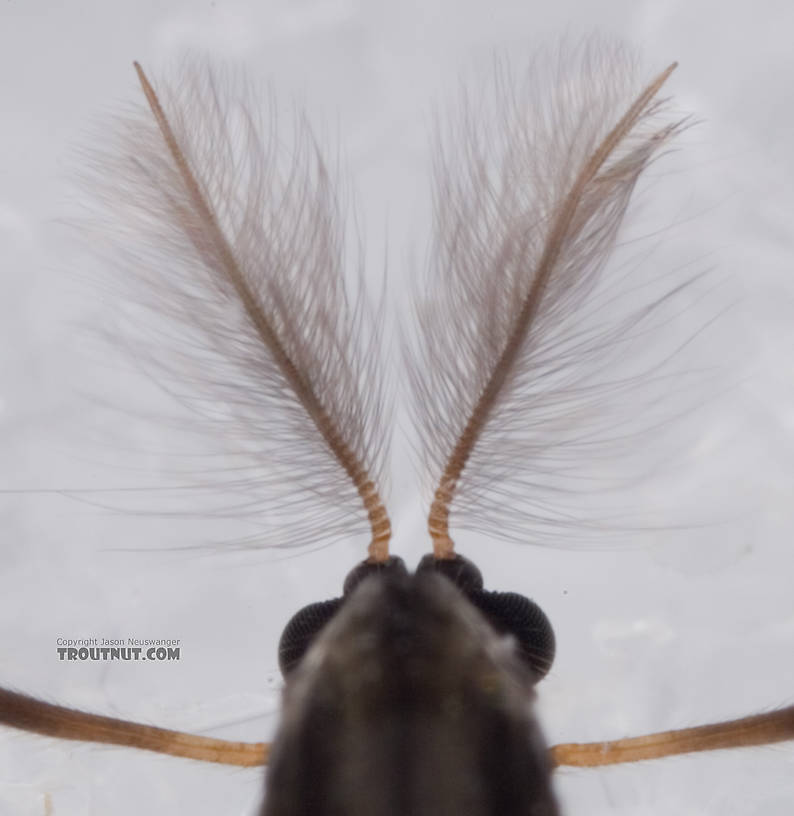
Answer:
1, 1, 793, 815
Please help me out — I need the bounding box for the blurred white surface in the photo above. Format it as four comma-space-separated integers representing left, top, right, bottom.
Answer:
1, 1, 793, 815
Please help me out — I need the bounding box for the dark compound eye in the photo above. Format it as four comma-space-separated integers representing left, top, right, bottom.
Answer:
278, 557, 407, 677
278, 598, 343, 676
416, 553, 555, 683
466, 590, 556, 682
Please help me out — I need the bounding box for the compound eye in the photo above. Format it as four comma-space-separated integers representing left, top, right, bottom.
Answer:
467, 590, 556, 683
278, 598, 342, 676
342, 555, 407, 596
415, 553, 484, 593
279, 557, 408, 677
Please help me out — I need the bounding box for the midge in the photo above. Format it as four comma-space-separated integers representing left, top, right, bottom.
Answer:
2, 44, 793, 815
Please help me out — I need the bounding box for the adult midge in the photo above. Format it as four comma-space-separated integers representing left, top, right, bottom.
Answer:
1, 43, 792, 815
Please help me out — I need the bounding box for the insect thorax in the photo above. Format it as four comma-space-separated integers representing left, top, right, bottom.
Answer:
264, 571, 559, 816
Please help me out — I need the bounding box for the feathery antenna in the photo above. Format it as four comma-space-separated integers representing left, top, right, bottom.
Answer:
414, 49, 683, 558
113, 62, 392, 559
